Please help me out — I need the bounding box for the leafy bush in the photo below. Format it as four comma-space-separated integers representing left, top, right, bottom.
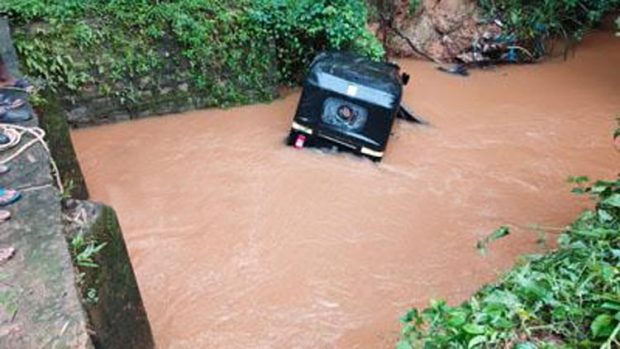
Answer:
479, 0, 620, 56
0, 0, 382, 107
398, 176, 620, 348
252, 0, 384, 83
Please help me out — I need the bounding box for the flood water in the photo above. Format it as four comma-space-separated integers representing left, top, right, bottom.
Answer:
72, 32, 619, 349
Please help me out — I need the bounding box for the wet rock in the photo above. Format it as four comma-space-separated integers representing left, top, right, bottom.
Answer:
383, 0, 486, 62
139, 76, 152, 89
140, 90, 153, 99
431, 0, 476, 33
68, 106, 90, 124
79, 82, 99, 99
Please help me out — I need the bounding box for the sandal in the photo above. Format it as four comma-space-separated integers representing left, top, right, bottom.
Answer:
0, 187, 21, 207
0, 105, 31, 123
0, 79, 35, 94
0, 210, 10, 222
0, 94, 26, 109
0, 246, 15, 264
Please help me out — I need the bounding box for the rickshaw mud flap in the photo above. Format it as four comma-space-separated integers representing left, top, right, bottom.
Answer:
398, 104, 429, 125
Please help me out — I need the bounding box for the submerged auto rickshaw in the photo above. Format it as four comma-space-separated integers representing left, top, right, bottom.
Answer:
286, 52, 418, 162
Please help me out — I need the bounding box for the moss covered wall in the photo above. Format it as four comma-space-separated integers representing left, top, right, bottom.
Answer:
37, 90, 89, 198
42, 38, 278, 127
1, 1, 384, 127
13, 23, 277, 127
64, 200, 154, 349
3, 0, 282, 127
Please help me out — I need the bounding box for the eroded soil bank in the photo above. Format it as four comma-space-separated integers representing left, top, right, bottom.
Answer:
72, 32, 619, 349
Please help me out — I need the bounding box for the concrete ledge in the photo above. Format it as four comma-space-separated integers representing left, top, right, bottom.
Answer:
0, 187, 93, 348
0, 17, 153, 348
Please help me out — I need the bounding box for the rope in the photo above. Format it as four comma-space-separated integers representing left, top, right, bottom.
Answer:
0, 123, 64, 193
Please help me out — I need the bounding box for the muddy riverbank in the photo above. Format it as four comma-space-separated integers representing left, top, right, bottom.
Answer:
72, 32, 619, 349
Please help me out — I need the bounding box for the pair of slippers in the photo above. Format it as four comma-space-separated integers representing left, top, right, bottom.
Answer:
0, 79, 34, 222
0, 79, 34, 123
0, 188, 20, 205
0, 165, 20, 222
0, 209, 11, 222
0, 93, 31, 123
0, 94, 26, 109
0, 105, 31, 123
0, 79, 35, 94
0, 188, 20, 222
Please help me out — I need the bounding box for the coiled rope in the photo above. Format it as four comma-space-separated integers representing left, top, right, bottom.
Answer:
0, 123, 64, 193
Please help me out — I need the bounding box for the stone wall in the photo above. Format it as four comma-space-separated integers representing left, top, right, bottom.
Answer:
8, 22, 279, 128
62, 72, 219, 127
14, 30, 281, 128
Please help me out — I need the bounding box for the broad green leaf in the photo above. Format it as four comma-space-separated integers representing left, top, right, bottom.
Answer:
571, 187, 586, 194
597, 209, 613, 222
477, 226, 511, 254
487, 226, 510, 241
591, 314, 614, 338
515, 342, 537, 349
463, 323, 485, 335
592, 180, 616, 193
400, 309, 418, 323
468, 335, 486, 348
602, 194, 620, 207
568, 176, 589, 184
447, 310, 467, 327
601, 302, 620, 312
573, 228, 614, 238
396, 340, 413, 349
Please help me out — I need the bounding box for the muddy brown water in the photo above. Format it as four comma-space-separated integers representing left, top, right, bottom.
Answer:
72, 32, 619, 349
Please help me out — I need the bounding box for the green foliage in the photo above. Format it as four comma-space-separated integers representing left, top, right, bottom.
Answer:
252, 0, 384, 83
399, 176, 620, 348
0, 0, 382, 108
408, 0, 421, 15
478, 0, 620, 56
70, 231, 107, 305
476, 226, 511, 255
71, 232, 107, 269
